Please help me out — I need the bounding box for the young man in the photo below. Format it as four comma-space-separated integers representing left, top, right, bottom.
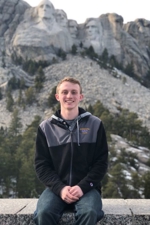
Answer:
34, 77, 108, 225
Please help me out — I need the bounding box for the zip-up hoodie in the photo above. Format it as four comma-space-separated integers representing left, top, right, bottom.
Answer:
35, 107, 108, 196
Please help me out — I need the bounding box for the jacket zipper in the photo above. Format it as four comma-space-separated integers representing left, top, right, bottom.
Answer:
69, 131, 74, 186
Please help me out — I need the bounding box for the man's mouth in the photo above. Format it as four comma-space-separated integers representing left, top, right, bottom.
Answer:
65, 100, 74, 103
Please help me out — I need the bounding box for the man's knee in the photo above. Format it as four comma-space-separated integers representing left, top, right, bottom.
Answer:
35, 208, 50, 220
34, 208, 59, 225
78, 207, 97, 217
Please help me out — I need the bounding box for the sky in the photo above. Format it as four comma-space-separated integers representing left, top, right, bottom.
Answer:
24, 0, 150, 24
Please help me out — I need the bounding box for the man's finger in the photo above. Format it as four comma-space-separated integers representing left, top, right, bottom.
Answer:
67, 192, 79, 200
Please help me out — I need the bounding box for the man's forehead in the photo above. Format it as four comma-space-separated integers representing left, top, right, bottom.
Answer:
59, 81, 80, 89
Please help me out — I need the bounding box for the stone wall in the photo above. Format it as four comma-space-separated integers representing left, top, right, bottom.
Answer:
0, 199, 150, 224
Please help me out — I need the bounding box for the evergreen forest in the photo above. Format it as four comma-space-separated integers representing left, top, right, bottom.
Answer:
0, 100, 150, 199
0, 46, 150, 199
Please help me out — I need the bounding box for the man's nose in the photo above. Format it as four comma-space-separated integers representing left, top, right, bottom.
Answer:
67, 92, 72, 97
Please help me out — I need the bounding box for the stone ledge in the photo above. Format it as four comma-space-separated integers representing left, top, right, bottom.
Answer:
0, 199, 150, 225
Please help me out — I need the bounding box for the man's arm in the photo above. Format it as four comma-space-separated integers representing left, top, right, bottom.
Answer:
35, 126, 66, 196
77, 122, 108, 194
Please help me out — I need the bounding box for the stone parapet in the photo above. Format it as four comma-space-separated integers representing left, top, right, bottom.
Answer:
0, 199, 150, 225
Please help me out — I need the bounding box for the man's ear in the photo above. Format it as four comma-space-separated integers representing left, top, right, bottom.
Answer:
79, 94, 84, 101
55, 94, 60, 101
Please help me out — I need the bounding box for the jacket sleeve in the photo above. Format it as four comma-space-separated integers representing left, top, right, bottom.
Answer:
77, 121, 108, 194
34, 126, 66, 196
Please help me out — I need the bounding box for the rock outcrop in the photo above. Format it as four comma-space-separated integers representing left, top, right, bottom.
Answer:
0, 0, 150, 78
0, 0, 150, 130
0, 55, 150, 132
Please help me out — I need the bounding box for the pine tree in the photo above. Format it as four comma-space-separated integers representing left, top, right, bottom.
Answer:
6, 90, 14, 112
79, 42, 83, 48
34, 66, 45, 91
48, 86, 57, 107
25, 87, 35, 105
9, 108, 22, 136
71, 44, 77, 55
143, 171, 150, 198
124, 61, 135, 77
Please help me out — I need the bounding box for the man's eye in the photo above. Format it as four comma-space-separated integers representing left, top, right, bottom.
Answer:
72, 91, 77, 95
62, 91, 68, 94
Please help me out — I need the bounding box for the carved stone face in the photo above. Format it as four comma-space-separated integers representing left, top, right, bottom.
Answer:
68, 20, 78, 38
55, 9, 68, 28
85, 19, 99, 40
37, 0, 54, 19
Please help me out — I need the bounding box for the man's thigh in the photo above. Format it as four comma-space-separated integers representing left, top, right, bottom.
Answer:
74, 189, 104, 219
36, 187, 67, 215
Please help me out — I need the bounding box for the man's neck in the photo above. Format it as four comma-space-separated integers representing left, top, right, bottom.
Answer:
60, 108, 79, 120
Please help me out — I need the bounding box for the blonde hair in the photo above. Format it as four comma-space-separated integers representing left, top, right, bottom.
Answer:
56, 77, 82, 94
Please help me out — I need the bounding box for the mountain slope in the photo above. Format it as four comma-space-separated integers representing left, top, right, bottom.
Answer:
1, 55, 150, 131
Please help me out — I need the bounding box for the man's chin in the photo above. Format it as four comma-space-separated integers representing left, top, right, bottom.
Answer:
66, 107, 73, 110
65, 103, 74, 108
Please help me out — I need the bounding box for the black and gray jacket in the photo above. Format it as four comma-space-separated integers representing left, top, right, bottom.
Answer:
35, 107, 108, 196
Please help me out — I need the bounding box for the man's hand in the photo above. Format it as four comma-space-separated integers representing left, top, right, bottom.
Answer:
60, 186, 79, 204
69, 185, 83, 198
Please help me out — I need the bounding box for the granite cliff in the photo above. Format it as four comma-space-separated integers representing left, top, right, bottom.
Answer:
0, 0, 150, 78
0, 0, 150, 131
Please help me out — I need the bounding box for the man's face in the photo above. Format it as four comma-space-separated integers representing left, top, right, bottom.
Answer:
55, 81, 83, 111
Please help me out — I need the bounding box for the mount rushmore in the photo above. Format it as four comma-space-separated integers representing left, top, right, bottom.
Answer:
0, 0, 150, 79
